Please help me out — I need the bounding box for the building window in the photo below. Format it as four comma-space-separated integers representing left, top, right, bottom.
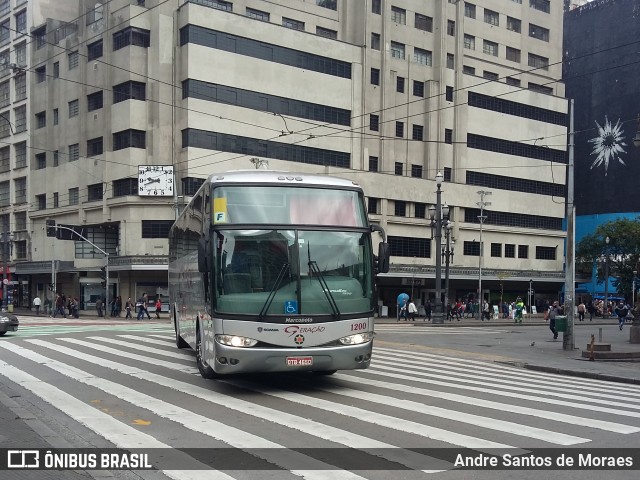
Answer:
36, 152, 46, 169
282, 17, 304, 31
14, 142, 26, 167
528, 53, 549, 71
507, 16, 521, 33
415, 203, 426, 218
411, 164, 422, 178
15, 212, 26, 231
465, 3, 476, 19
446, 86, 454, 101
445, 129, 453, 144
491, 243, 502, 257
465, 207, 563, 231
504, 244, 515, 258
530, 0, 550, 14
69, 99, 79, 117
370, 114, 379, 131
371, 68, 380, 85
372, 0, 381, 14
371, 32, 380, 50
113, 129, 146, 150
0, 81, 7, 108
14, 73, 26, 101
53, 62, 60, 78
182, 177, 205, 196
529, 24, 549, 42
484, 71, 499, 80
388, 236, 431, 258
506, 47, 521, 63
87, 40, 103, 60
464, 241, 480, 256
68, 51, 79, 69
367, 197, 379, 214
414, 47, 432, 66
198, 0, 233, 11
35, 111, 46, 129
113, 27, 151, 51
483, 40, 498, 56
466, 170, 565, 197
518, 244, 529, 259
113, 81, 146, 103
467, 133, 566, 163
88, 183, 103, 201
87, 91, 103, 111
447, 20, 455, 36
68, 143, 80, 161
53, 108, 59, 125
36, 194, 46, 210
528, 82, 553, 95
394, 200, 406, 217
415, 13, 433, 32
113, 178, 138, 197
316, 26, 337, 39
0, 19, 9, 44
316, 0, 337, 10
142, 220, 174, 238
53, 192, 59, 208
447, 53, 454, 69
369, 156, 378, 172
444, 166, 451, 181
484, 9, 499, 26
536, 246, 556, 260
53, 150, 59, 167
69, 187, 79, 206
394, 162, 403, 176
391, 6, 406, 24
463, 65, 475, 75
34, 26, 47, 49
506, 77, 521, 87
87, 137, 103, 157
396, 76, 405, 93
464, 34, 475, 50
390, 41, 405, 59
413, 80, 424, 97
395, 121, 404, 138
0, 146, 8, 172
246, 7, 269, 21
0, 112, 9, 138
467, 92, 566, 126
36, 66, 46, 83
412, 124, 424, 141
0, 0, 8, 17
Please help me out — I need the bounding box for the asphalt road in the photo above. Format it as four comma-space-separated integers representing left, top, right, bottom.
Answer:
0, 321, 639, 480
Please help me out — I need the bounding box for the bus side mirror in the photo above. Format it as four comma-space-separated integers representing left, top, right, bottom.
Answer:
197, 237, 209, 273
377, 242, 390, 274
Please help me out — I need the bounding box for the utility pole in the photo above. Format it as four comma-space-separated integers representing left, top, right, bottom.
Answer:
563, 99, 576, 351
477, 190, 492, 307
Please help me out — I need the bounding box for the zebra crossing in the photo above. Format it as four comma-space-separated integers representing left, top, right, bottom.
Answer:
1, 332, 639, 479
375, 325, 507, 335
4, 317, 172, 337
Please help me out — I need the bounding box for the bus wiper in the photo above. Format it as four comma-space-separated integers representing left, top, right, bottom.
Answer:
258, 262, 290, 320
307, 245, 341, 320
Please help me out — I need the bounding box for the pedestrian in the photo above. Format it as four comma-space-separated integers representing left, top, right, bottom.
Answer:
408, 298, 417, 321
142, 293, 151, 320
482, 299, 490, 321
71, 297, 79, 318
577, 301, 586, 322
116, 296, 122, 317
425, 300, 432, 322
587, 300, 594, 321
614, 301, 628, 331
125, 297, 133, 319
96, 297, 103, 317
136, 294, 145, 320
32, 294, 41, 316
155, 297, 162, 319
514, 297, 524, 324
548, 301, 560, 340
398, 299, 408, 321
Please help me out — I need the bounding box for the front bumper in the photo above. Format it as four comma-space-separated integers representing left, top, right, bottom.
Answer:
212, 341, 373, 374
0, 314, 19, 333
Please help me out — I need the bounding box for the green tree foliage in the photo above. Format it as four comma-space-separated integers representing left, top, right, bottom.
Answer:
576, 217, 640, 299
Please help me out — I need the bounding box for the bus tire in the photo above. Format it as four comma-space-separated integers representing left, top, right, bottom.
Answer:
196, 323, 218, 379
312, 370, 337, 376
174, 308, 189, 349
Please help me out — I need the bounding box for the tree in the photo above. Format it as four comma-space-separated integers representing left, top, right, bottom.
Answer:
575, 217, 640, 300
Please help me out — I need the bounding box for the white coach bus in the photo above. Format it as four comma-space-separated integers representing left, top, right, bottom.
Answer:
168, 170, 389, 378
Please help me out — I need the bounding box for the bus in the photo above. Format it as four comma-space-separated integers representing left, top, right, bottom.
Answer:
168, 170, 389, 378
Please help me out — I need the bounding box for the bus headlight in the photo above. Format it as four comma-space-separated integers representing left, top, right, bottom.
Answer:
215, 335, 258, 348
338, 332, 374, 345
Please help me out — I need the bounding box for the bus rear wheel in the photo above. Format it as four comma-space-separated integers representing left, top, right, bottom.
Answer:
196, 326, 218, 379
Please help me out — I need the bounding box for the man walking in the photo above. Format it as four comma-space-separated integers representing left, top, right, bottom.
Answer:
615, 301, 629, 331
32, 294, 41, 316
548, 301, 560, 340
577, 301, 586, 322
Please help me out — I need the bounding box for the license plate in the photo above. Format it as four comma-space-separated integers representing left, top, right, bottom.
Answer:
286, 356, 313, 366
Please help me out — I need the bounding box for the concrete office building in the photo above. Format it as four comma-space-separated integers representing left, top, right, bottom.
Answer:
8, 0, 568, 314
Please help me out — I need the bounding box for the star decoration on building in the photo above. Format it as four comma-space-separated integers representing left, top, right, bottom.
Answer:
588, 116, 627, 176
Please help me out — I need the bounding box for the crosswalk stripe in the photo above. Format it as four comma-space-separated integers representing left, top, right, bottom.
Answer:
366, 363, 640, 419
332, 373, 639, 434
0, 355, 231, 480
22, 338, 445, 473
87, 336, 194, 360
374, 349, 640, 401
2, 342, 368, 480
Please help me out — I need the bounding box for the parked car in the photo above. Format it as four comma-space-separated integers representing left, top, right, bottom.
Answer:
0, 313, 19, 336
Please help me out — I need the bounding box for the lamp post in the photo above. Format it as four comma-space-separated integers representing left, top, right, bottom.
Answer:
633, 270, 637, 310
477, 190, 492, 306
1, 231, 13, 312
442, 222, 455, 317
429, 172, 448, 324
603, 236, 610, 318
528, 279, 534, 316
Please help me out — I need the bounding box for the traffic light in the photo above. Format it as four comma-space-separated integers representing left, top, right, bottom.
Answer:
46, 219, 56, 237
99, 266, 107, 281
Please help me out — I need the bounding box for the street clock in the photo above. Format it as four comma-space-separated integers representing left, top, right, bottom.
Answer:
138, 165, 174, 196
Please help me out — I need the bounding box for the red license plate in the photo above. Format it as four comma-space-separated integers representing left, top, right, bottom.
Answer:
286, 356, 313, 366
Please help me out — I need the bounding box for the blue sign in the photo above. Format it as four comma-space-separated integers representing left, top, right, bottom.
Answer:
284, 300, 298, 314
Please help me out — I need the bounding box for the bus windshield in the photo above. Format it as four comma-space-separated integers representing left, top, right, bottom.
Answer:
214, 229, 374, 318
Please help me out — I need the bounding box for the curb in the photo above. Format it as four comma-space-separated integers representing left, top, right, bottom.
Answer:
497, 361, 640, 385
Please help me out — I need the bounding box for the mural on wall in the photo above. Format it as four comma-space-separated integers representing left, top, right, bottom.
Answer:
588, 116, 627, 176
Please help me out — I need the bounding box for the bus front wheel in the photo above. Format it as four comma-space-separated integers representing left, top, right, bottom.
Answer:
196, 325, 218, 379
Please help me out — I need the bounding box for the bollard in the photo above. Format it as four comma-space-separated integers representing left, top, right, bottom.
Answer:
598, 327, 602, 343
589, 334, 595, 361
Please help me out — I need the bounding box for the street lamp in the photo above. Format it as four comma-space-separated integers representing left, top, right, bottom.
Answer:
442, 221, 455, 317
603, 236, 610, 318
429, 172, 448, 323
477, 190, 492, 306
528, 279, 534, 316
633, 270, 638, 310
1, 231, 14, 312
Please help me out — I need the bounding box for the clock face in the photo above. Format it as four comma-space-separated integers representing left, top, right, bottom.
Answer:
138, 165, 174, 196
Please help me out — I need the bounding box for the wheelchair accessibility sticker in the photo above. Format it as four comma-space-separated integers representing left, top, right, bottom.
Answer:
285, 300, 298, 314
